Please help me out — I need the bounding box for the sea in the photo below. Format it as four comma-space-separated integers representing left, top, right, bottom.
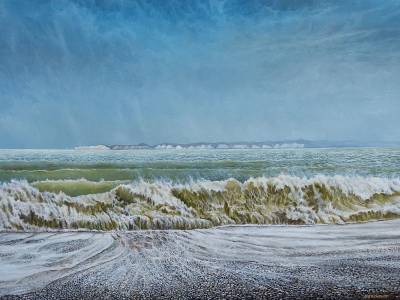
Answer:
1, 147, 400, 231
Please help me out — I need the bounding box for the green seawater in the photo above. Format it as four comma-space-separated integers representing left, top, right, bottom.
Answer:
1, 148, 400, 230
1, 148, 400, 196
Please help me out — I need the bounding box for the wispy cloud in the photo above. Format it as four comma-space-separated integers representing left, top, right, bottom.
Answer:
0, 0, 399, 147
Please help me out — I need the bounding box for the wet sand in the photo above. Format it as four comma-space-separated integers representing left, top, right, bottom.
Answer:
1, 220, 400, 299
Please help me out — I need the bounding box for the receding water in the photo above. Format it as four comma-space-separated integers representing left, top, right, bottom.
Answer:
1, 220, 400, 298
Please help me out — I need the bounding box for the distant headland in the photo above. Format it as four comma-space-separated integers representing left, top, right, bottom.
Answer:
73, 140, 400, 150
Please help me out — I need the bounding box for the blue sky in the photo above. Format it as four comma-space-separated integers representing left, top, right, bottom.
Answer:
0, 0, 400, 148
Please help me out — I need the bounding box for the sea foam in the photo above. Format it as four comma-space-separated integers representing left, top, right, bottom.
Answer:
1, 175, 400, 231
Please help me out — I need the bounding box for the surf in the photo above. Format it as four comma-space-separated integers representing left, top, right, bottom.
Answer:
1, 175, 400, 231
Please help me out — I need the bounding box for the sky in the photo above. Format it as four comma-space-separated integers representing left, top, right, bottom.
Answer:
0, 0, 400, 148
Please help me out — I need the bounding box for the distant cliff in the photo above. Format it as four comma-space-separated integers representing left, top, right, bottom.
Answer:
74, 140, 400, 150
76, 141, 306, 150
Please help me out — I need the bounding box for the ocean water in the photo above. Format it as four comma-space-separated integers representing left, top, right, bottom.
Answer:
1, 148, 400, 230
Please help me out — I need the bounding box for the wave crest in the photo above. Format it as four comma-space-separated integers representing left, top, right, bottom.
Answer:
1, 175, 400, 231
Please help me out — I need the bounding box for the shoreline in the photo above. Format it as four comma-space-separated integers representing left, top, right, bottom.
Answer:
1, 220, 400, 299
1, 217, 399, 234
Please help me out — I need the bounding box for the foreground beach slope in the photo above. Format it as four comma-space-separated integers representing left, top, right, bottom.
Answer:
1, 220, 400, 299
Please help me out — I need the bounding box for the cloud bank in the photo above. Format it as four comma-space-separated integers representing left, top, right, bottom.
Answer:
0, 0, 400, 148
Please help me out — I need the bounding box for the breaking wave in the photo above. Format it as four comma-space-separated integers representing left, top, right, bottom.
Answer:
1, 175, 400, 231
